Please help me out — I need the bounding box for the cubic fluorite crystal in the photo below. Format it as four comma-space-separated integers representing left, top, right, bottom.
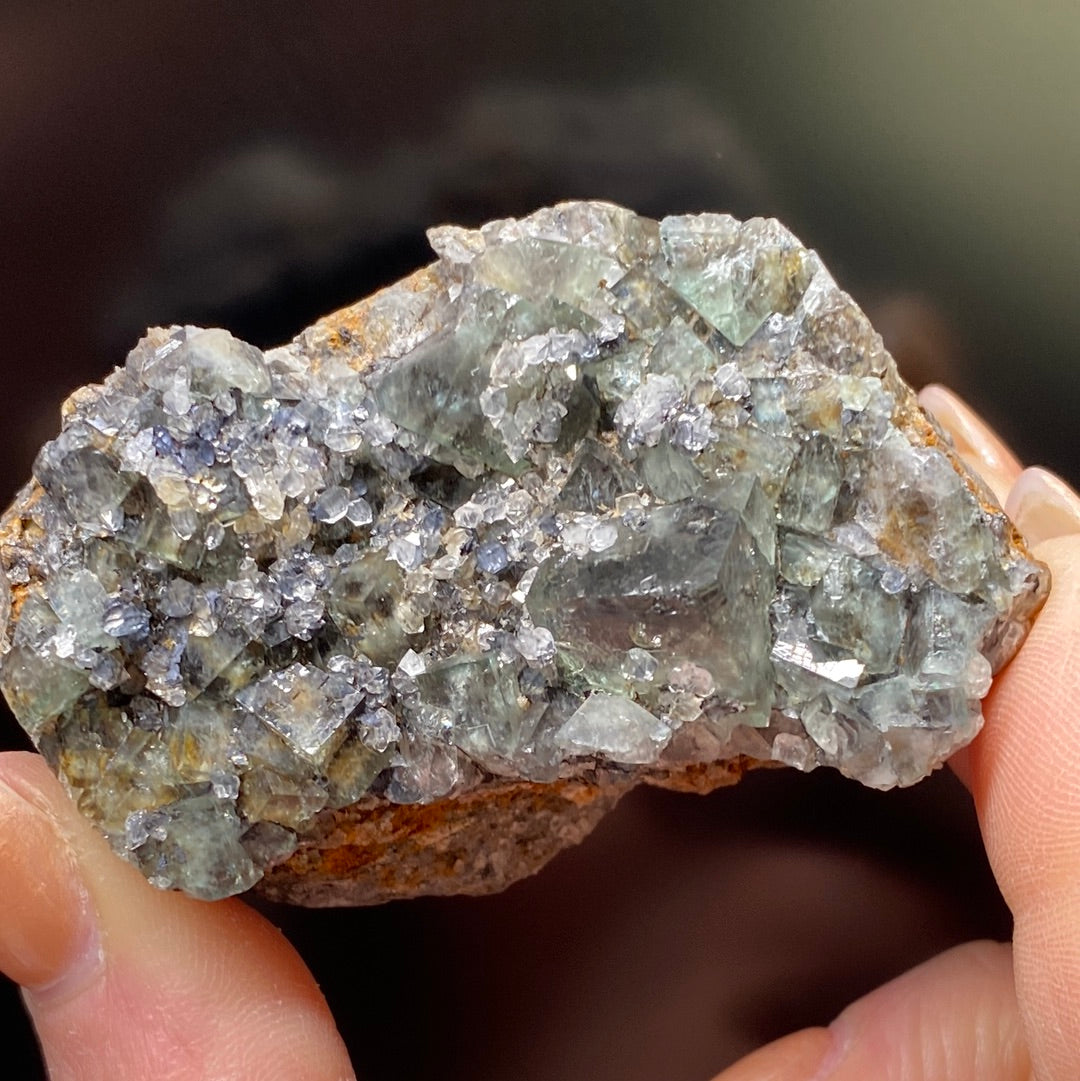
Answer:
0, 202, 1048, 903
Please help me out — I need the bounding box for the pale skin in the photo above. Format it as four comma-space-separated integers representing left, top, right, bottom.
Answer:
1, 385, 1078, 1081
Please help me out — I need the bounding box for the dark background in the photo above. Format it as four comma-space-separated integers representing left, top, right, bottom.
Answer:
2, 3, 1075, 1077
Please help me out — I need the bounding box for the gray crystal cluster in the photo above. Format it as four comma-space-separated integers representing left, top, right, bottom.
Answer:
0, 202, 1048, 901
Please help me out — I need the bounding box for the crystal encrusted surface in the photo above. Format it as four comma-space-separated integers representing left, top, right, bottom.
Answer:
0, 202, 1048, 901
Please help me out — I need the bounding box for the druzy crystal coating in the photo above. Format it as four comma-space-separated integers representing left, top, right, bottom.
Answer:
0, 202, 1048, 900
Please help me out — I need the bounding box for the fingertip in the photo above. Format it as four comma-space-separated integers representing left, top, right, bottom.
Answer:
825, 941, 1027, 1081
0, 751, 355, 1080
0, 757, 101, 994
1005, 467, 1080, 548
710, 942, 1027, 1081
711, 1028, 833, 1081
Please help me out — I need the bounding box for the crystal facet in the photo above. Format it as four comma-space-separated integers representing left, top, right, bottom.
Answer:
0, 201, 1048, 902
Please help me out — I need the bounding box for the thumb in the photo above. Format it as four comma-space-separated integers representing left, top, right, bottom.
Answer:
712, 940, 1029, 1081
0, 751, 354, 1081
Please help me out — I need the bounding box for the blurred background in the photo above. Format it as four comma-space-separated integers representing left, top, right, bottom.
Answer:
2, 2, 1076, 1077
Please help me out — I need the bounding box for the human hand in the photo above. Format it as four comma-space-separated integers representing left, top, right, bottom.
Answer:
0, 755, 355, 1080
1, 385, 1077, 1081
715, 384, 1080, 1081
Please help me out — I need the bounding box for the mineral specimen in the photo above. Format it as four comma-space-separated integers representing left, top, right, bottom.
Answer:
0, 202, 1048, 904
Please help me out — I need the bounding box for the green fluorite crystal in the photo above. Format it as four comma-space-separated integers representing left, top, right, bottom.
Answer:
0, 202, 1048, 901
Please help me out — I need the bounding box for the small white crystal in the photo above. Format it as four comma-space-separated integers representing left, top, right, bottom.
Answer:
556, 693, 671, 765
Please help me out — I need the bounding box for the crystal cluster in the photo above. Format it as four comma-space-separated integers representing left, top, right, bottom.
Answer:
0, 202, 1048, 901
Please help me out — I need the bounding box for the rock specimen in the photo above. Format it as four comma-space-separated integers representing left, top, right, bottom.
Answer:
0, 202, 1048, 904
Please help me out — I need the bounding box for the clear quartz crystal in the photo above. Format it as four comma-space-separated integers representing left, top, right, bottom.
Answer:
0, 201, 1049, 900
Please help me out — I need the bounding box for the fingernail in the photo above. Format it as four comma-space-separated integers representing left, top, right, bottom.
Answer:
1005, 466, 1080, 546
713, 1028, 836, 1080
918, 384, 1022, 505
0, 773, 102, 998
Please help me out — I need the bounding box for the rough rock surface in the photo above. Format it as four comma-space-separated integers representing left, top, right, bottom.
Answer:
0, 202, 1048, 904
